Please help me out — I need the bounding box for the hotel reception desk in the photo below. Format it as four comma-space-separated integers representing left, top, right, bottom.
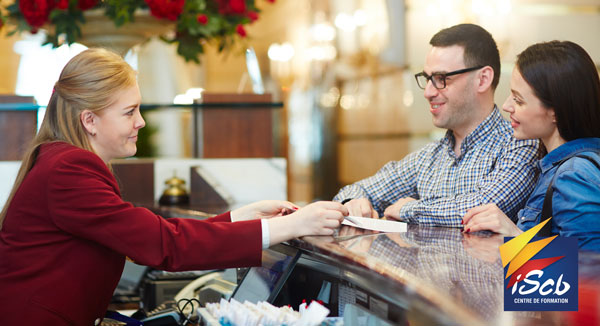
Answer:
262, 227, 600, 326
104, 159, 598, 325
149, 206, 600, 326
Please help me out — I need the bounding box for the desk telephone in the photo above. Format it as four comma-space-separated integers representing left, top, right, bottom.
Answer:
140, 270, 236, 325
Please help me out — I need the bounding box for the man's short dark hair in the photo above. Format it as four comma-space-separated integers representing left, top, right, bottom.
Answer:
430, 24, 501, 90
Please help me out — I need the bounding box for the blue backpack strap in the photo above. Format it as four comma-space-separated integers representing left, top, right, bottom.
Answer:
539, 153, 600, 237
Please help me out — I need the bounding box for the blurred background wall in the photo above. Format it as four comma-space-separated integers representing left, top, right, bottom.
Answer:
1, 0, 599, 205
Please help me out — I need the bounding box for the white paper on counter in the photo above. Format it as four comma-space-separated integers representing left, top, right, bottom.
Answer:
342, 216, 407, 232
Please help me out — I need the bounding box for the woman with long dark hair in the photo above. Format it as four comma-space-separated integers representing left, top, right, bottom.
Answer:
463, 41, 600, 251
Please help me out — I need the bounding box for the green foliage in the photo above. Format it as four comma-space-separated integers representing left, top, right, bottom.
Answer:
46, 8, 84, 46
104, 0, 147, 26
135, 119, 158, 157
1, 0, 268, 63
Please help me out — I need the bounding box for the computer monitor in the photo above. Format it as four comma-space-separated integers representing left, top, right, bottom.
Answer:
231, 246, 300, 303
114, 260, 148, 297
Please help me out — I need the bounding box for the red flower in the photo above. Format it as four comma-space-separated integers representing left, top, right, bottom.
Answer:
236, 24, 246, 37
266, 0, 275, 3
77, 0, 98, 10
216, 0, 246, 15
144, 0, 185, 21
19, 0, 55, 28
197, 14, 208, 25
229, 0, 246, 13
57, 0, 69, 10
247, 11, 258, 23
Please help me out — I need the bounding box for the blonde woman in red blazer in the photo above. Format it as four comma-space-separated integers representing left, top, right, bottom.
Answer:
0, 48, 347, 326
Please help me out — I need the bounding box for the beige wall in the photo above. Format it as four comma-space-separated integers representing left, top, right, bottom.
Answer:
202, 0, 307, 92
2, 0, 600, 202
0, 30, 20, 94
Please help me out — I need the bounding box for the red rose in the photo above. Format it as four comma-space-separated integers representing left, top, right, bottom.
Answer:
77, 0, 98, 10
229, 0, 246, 14
57, 0, 69, 10
19, 0, 55, 28
215, 0, 246, 15
236, 24, 246, 37
197, 14, 208, 25
144, 0, 185, 21
247, 11, 258, 23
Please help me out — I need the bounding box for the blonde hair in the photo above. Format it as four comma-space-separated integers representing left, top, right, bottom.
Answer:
0, 48, 137, 228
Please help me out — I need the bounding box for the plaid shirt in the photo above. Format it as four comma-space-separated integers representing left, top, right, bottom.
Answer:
334, 107, 539, 227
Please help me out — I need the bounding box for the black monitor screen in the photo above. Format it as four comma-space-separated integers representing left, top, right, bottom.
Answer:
114, 261, 147, 296
231, 246, 300, 303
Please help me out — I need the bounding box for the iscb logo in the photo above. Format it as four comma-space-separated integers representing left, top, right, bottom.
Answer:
500, 218, 578, 311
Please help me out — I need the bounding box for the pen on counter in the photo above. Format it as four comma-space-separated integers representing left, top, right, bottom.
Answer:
282, 206, 299, 216
344, 215, 362, 226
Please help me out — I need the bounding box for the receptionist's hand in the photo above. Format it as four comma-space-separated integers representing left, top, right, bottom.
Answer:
267, 201, 349, 245
230, 200, 298, 222
383, 197, 416, 220
290, 201, 349, 236
344, 198, 379, 218
462, 203, 523, 236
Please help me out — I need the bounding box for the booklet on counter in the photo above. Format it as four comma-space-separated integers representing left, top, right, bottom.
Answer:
342, 216, 407, 232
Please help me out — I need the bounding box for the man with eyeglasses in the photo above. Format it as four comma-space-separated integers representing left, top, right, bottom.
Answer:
333, 24, 539, 227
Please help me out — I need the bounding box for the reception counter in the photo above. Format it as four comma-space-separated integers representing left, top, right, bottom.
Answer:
141, 202, 600, 325
284, 225, 499, 325
263, 225, 600, 326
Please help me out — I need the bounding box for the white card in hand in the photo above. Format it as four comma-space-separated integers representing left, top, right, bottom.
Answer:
342, 216, 407, 232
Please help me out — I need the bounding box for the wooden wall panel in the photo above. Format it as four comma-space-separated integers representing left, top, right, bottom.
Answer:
0, 95, 37, 161
201, 93, 274, 158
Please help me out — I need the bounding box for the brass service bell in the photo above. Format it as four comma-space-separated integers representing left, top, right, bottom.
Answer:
158, 175, 190, 206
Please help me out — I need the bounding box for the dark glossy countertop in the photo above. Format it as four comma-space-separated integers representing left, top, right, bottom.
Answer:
290, 224, 600, 326
144, 204, 600, 325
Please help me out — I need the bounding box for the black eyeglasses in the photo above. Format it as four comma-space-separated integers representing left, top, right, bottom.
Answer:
414, 66, 484, 90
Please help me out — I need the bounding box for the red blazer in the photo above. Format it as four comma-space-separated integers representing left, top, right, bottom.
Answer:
0, 142, 262, 325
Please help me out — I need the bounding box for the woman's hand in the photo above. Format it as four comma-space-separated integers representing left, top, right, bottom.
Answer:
288, 201, 349, 237
230, 200, 298, 222
268, 201, 349, 245
462, 203, 523, 236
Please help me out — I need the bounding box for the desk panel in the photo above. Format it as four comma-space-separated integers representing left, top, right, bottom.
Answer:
279, 225, 600, 325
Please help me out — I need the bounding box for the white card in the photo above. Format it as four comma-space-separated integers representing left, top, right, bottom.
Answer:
342, 216, 407, 232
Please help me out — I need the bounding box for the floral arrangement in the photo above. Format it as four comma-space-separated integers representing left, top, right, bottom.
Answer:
0, 0, 274, 62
